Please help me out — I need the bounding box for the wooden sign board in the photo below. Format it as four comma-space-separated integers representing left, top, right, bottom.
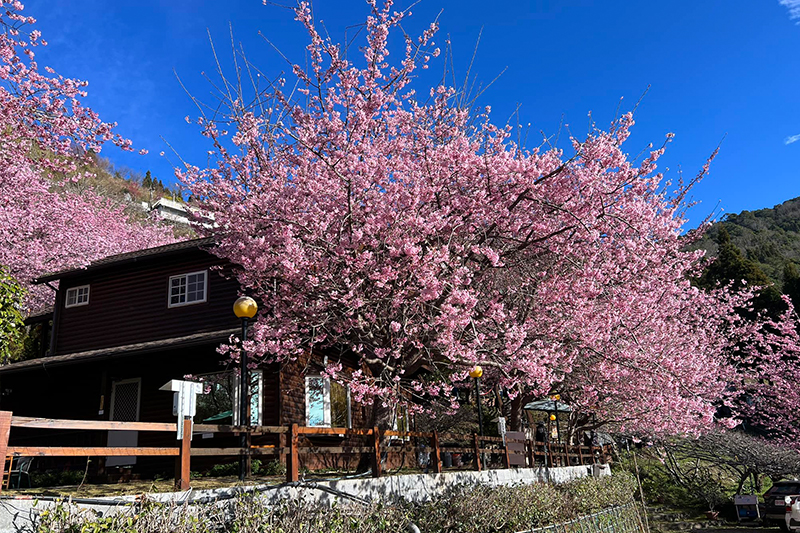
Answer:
505, 431, 526, 466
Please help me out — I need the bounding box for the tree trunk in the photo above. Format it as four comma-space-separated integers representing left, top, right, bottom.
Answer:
355, 399, 395, 473
509, 393, 534, 432
736, 472, 748, 495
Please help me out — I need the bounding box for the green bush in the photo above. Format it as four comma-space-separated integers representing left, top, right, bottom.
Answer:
562, 471, 637, 514
202, 459, 285, 478
412, 482, 571, 532
205, 461, 238, 478
614, 452, 709, 510
256, 460, 286, 476
30, 470, 85, 488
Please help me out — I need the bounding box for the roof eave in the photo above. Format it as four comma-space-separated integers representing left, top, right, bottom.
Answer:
33, 237, 217, 284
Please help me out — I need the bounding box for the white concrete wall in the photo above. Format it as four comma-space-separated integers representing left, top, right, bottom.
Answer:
257, 464, 610, 505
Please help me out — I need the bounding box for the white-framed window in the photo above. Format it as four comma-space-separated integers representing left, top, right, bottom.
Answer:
65, 285, 90, 308
168, 270, 207, 308
393, 405, 410, 432
391, 405, 411, 441
305, 376, 351, 428
194, 369, 263, 426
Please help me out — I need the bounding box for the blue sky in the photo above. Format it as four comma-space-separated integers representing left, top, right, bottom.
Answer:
25, 0, 800, 229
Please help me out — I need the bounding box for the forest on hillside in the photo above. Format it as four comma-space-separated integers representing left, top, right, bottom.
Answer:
691, 196, 800, 289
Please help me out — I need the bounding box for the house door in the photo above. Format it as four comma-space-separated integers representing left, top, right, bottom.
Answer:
106, 378, 141, 467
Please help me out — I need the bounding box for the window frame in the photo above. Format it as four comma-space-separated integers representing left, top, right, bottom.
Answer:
65, 285, 90, 308
194, 369, 263, 426
232, 369, 263, 426
305, 375, 351, 429
167, 270, 208, 308
391, 405, 411, 441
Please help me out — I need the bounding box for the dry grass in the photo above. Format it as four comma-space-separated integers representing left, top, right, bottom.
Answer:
5, 468, 434, 498
5, 475, 285, 498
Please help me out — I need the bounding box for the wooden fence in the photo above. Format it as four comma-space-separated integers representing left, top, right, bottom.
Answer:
0, 411, 611, 492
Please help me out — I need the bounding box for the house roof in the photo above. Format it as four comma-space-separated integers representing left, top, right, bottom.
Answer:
0, 328, 237, 374
23, 309, 53, 325
523, 399, 573, 412
34, 237, 217, 284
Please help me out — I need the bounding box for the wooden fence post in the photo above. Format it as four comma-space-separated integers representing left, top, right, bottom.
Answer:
245, 431, 252, 478
279, 432, 287, 467
546, 439, 553, 467
0, 411, 12, 493
287, 423, 299, 482
473, 433, 482, 471
372, 426, 382, 478
578, 444, 584, 465
431, 431, 442, 473
175, 417, 192, 490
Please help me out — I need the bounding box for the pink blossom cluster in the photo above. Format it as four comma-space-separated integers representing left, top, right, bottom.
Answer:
181, 1, 795, 436
0, 2, 174, 313
728, 299, 800, 448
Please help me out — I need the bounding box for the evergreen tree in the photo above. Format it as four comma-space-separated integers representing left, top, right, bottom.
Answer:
142, 170, 152, 189
783, 262, 800, 311
697, 226, 785, 318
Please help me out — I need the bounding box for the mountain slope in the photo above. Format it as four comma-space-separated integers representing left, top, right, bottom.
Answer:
691, 197, 800, 288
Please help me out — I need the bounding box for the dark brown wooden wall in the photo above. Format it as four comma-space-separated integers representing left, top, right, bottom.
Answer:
55, 249, 241, 354
1, 342, 281, 477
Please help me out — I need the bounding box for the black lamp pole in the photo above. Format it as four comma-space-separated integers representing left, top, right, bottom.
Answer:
554, 400, 561, 444
475, 377, 484, 437
239, 317, 249, 482
233, 296, 257, 483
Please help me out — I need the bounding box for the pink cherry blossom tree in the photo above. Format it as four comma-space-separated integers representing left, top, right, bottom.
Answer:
727, 302, 800, 447
0, 1, 174, 314
181, 0, 783, 434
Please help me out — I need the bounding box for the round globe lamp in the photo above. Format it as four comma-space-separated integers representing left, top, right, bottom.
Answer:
233, 296, 258, 319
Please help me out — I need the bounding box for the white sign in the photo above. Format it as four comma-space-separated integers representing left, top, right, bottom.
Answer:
497, 417, 507, 445
734, 494, 758, 505
160, 379, 204, 440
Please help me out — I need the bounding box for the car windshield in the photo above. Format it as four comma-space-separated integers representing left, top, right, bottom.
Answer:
771, 485, 800, 494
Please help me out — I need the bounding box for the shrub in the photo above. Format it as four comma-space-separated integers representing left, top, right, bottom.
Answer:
256, 460, 286, 477
206, 461, 238, 478
35, 473, 637, 533
562, 471, 637, 514
30, 470, 85, 488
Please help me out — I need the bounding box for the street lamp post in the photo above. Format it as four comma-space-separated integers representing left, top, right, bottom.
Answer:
469, 366, 484, 437
552, 394, 562, 444
233, 296, 258, 482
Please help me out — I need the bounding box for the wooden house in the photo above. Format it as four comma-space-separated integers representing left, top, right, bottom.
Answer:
0, 238, 378, 478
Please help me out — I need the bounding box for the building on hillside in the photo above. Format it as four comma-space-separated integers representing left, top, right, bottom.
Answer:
144, 197, 191, 225
0, 238, 380, 479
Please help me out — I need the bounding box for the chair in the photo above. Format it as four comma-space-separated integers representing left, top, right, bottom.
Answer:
8, 457, 33, 489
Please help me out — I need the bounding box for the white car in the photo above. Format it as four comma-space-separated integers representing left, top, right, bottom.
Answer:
785, 495, 800, 532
